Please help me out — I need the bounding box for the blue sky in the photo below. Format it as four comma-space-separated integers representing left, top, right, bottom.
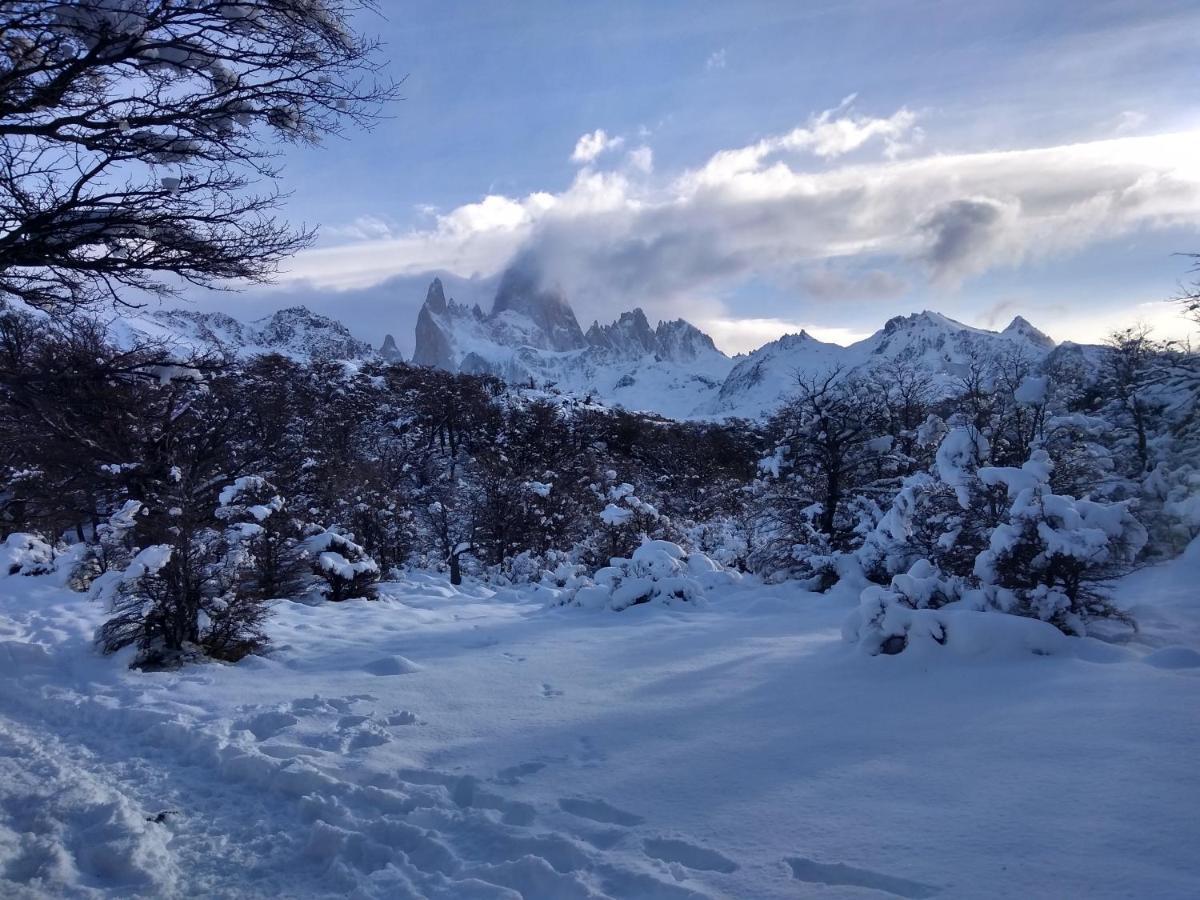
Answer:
190, 0, 1200, 354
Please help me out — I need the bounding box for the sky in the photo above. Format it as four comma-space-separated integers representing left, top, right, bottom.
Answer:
182, 0, 1200, 355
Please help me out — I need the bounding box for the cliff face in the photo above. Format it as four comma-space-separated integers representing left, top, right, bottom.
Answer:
411, 279, 457, 369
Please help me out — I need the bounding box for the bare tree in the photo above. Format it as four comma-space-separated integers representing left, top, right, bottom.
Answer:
1178, 253, 1200, 327
0, 0, 401, 313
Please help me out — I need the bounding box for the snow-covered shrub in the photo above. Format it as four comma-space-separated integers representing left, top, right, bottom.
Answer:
1142, 462, 1200, 554
0, 532, 55, 576
843, 559, 964, 654
555, 539, 739, 611
306, 529, 379, 601
974, 450, 1147, 634
596, 482, 675, 560
686, 517, 751, 571
843, 580, 1073, 659
492, 549, 577, 586
751, 519, 842, 590
855, 424, 1002, 584
216, 476, 308, 602
68, 499, 144, 590
96, 534, 272, 669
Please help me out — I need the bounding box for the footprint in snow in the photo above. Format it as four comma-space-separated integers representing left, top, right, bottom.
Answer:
644, 838, 738, 874
540, 683, 563, 699
558, 797, 644, 827
502, 652, 527, 663
494, 761, 546, 784
786, 857, 940, 899
239, 711, 299, 741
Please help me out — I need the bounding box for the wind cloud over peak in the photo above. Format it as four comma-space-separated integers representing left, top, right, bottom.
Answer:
283, 106, 1200, 322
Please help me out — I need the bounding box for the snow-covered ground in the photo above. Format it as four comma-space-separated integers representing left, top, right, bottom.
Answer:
2, 545, 1198, 899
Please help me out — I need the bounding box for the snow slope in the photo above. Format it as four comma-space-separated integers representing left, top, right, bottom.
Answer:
2, 544, 1198, 898
704, 311, 1060, 419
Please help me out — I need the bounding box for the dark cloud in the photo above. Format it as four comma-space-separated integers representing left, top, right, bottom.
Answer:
917, 197, 1012, 281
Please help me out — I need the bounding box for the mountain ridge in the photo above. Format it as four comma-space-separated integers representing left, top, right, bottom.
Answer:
115, 277, 1072, 421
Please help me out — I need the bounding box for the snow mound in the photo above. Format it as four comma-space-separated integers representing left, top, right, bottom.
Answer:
1143, 646, 1200, 670
362, 655, 422, 676
554, 540, 740, 611
1, 533, 56, 577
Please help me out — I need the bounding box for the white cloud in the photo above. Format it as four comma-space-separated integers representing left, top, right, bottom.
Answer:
1113, 110, 1148, 135
322, 214, 399, 242
626, 145, 653, 174
705, 49, 726, 71
284, 111, 1200, 328
570, 129, 624, 165
700, 317, 871, 353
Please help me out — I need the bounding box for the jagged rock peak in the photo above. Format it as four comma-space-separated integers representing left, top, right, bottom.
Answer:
425, 277, 448, 314
654, 318, 723, 362
586, 308, 657, 356
379, 334, 403, 362
490, 264, 587, 352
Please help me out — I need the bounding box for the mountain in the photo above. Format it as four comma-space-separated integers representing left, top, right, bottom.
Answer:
114, 306, 375, 362
411, 274, 734, 419
116, 285, 1069, 422
704, 310, 1060, 418
411, 272, 1065, 419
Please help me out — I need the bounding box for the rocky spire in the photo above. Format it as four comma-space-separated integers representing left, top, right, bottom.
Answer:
378, 334, 403, 362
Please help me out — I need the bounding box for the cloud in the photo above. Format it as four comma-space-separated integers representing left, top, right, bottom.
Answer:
700, 317, 871, 353
1113, 110, 1148, 135
917, 197, 1017, 284
281, 110, 1200, 328
321, 214, 400, 242
626, 145, 653, 174
705, 49, 726, 71
796, 266, 908, 300
571, 129, 624, 165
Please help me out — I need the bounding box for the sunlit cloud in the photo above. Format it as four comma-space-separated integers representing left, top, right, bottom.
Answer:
283, 104, 1200, 334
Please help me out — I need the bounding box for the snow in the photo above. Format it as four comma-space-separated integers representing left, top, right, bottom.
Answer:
1, 534, 55, 577
599, 504, 632, 526
2, 544, 1198, 898
934, 424, 989, 508
1014, 374, 1049, 404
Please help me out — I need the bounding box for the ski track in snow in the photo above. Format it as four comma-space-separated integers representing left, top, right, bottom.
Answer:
2, 549, 1200, 898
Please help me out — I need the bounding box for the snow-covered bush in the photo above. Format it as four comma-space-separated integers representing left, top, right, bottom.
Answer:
595, 481, 675, 561
974, 450, 1146, 634
68, 500, 144, 590
1, 532, 55, 576
843, 559, 964, 654
306, 529, 380, 602
555, 539, 739, 611
855, 424, 1001, 584
216, 476, 308, 602
96, 533, 272, 669
843, 577, 1073, 659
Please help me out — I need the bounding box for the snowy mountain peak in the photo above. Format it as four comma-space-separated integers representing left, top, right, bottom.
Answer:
490, 265, 587, 352
1003, 315, 1056, 349
586, 308, 658, 358
119, 305, 374, 362
654, 318, 724, 363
